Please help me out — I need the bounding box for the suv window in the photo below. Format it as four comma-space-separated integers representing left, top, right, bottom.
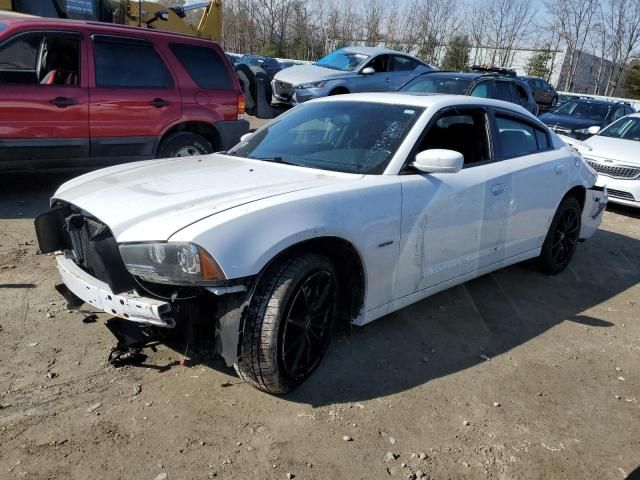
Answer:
495, 81, 513, 102
418, 108, 490, 166
0, 32, 80, 86
391, 55, 415, 71
169, 43, 233, 89
495, 115, 548, 157
514, 84, 530, 106
93, 37, 173, 88
470, 80, 490, 97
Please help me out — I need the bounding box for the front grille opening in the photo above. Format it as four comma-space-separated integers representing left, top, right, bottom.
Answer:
586, 160, 640, 179
607, 189, 635, 200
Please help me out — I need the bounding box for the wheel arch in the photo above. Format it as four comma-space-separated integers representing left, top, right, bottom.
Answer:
157, 121, 222, 155
563, 185, 586, 210
329, 85, 350, 95
257, 236, 366, 326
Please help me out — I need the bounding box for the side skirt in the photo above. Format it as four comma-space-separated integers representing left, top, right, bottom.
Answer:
356, 248, 541, 326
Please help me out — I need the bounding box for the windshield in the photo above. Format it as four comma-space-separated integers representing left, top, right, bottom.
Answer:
598, 117, 640, 141
316, 49, 369, 72
228, 101, 424, 174
553, 100, 613, 121
401, 74, 472, 94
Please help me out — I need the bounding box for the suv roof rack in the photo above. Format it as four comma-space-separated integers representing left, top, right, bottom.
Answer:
471, 64, 517, 77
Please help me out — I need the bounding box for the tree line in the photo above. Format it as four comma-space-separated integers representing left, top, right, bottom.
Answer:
170, 0, 640, 97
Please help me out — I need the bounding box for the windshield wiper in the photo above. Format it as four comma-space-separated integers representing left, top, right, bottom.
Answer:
251, 156, 297, 165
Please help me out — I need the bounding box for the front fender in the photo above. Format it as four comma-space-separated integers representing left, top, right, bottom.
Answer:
169, 178, 402, 311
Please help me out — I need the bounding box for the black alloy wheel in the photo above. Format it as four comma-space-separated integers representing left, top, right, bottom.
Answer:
538, 196, 582, 274
280, 270, 336, 383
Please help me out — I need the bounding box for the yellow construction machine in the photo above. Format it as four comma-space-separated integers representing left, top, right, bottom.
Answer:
0, 0, 222, 42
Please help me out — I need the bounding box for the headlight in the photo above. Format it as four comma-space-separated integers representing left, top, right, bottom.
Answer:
296, 80, 328, 89
119, 242, 225, 285
574, 127, 593, 134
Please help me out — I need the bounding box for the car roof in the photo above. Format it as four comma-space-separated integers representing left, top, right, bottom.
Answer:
339, 45, 408, 56
313, 91, 536, 117
0, 13, 218, 44
413, 71, 522, 82
563, 97, 622, 106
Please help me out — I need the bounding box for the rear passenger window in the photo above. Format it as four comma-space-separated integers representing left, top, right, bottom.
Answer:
495, 82, 513, 102
496, 116, 549, 157
93, 38, 173, 88
391, 55, 415, 71
170, 43, 233, 90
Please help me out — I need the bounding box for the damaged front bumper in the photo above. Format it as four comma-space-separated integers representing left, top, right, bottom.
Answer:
56, 252, 175, 328
579, 185, 608, 239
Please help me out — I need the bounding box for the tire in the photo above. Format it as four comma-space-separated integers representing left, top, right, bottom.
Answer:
157, 132, 213, 158
538, 196, 582, 275
234, 253, 338, 394
329, 88, 349, 96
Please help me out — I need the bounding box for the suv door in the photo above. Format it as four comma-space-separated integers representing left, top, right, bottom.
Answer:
395, 107, 511, 298
0, 30, 89, 168
490, 110, 569, 257
88, 34, 181, 160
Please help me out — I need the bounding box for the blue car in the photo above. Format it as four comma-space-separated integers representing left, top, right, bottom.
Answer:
272, 46, 435, 105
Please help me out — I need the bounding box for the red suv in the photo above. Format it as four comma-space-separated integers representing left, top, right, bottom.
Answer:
0, 14, 248, 171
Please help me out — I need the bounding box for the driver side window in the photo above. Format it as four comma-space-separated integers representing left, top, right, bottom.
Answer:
366, 55, 390, 73
0, 32, 81, 86
416, 108, 490, 167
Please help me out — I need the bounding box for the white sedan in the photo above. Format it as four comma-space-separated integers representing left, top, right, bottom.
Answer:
563, 113, 640, 208
35, 94, 607, 393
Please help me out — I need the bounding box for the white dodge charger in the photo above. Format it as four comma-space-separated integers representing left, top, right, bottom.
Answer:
35, 94, 607, 393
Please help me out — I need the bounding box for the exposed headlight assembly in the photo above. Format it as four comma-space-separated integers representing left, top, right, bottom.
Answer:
296, 80, 328, 89
119, 242, 225, 285
574, 127, 593, 134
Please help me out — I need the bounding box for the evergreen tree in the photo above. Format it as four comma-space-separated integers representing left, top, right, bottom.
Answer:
441, 35, 471, 71
526, 44, 553, 79
623, 60, 640, 99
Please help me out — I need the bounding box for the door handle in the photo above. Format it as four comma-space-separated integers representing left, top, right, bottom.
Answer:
49, 97, 77, 108
150, 98, 170, 108
555, 164, 564, 175
385, 78, 391, 83
491, 183, 506, 195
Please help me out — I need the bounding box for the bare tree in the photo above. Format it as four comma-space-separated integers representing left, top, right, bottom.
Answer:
545, 0, 599, 91
602, 0, 640, 95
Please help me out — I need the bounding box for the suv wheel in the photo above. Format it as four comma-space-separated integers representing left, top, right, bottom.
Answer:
234, 253, 338, 394
157, 132, 213, 158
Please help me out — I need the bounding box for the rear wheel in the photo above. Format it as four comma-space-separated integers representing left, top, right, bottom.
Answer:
234, 253, 338, 394
538, 196, 582, 274
157, 132, 213, 158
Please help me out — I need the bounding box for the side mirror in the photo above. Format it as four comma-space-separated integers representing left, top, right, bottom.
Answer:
587, 126, 601, 135
361, 67, 376, 75
411, 149, 464, 174
240, 132, 253, 142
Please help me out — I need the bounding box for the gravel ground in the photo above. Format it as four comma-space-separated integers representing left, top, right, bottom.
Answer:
1, 145, 639, 480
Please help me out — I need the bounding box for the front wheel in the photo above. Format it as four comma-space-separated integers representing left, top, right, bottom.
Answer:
234, 253, 338, 394
538, 196, 582, 274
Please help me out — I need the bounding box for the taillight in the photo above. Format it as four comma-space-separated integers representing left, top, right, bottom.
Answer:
237, 94, 245, 120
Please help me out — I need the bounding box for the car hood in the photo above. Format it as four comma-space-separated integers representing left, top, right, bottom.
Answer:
273, 63, 355, 85
583, 135, 640, 165
540, 112, 605, 130
53, 154, 361, 242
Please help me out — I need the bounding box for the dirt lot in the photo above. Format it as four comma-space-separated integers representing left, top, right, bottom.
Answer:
1, 161, 639, 480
